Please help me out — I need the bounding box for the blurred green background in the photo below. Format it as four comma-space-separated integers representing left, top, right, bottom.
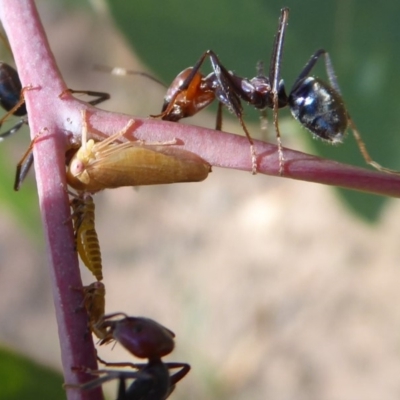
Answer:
1, 1, 400, 400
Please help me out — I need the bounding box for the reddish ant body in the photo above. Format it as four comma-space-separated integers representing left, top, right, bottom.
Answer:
155, 7, 399, 176
67, 313, 190, 399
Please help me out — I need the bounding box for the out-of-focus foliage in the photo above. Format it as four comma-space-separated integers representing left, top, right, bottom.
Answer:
0, 133, 40, 233
103, 0, 400, 221
0, 347, 64, 400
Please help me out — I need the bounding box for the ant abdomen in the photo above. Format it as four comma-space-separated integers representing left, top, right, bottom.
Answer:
289, 76, 348, 143
0, 62, 26, 115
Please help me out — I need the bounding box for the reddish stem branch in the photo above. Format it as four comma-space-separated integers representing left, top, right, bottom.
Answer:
1, 0, 400, 399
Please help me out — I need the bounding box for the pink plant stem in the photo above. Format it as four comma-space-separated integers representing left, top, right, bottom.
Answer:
1, 0, 400, 398
0, 1, 102, 399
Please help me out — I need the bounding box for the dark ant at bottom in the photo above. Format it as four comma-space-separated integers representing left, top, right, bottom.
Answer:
155, 8, 400, 176
66, 314, 190, 400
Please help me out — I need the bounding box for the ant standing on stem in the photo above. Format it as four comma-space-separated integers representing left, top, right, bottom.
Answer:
66, 313, 190, 399
156, 7, 399, 176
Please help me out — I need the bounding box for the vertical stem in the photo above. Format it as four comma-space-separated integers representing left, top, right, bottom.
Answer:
0, 1, 102, 399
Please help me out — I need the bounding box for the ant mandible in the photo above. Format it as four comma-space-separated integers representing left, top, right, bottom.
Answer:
155, 7, 399, 176
67, 313, 190, 399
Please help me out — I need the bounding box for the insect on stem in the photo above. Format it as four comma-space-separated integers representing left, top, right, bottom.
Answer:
66, 110, 211, 193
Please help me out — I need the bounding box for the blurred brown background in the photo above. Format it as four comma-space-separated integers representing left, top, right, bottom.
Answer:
1, 1, 400, 399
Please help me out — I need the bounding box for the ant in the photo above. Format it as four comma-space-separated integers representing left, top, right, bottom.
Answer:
155, 7, 399, 176
66, 313, 190, 399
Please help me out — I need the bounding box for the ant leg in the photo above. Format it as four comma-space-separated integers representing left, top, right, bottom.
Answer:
0, 118, 26, 141
14, 126, 48, 191
14, 142, 34, 191
269, 8, 290, 175
207, 52, 258, 173
167, 362, 191, 386
215, 102, 223, 130
321, 53, 400, 174
97, 355, 142, 370
255, 61, 270, 141
164, 362, 191, 398
272, 91, 284, 175
65, 369, 142, 391
348, 118, 400, 175
237, 115, 257, 174
303, 50, 400, 175
290, 49, 327, 91
59, 89, 110, 107
259, 108, 269, 140
117, 377, 127, 400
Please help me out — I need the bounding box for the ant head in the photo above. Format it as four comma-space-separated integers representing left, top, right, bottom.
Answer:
103, 316, 175, 359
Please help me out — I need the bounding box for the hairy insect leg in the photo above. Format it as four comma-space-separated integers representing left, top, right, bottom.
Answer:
254, 61, 270, 141
59, 88, 110, 107
235, 115, 257, 174
268, 8, 289, 175
162, 362, 191, 398
272, 91, 284, 175
348, 119, 400, 175
203, 51, 258, 173
14, 147, 33, 191
79, 109, 136, 152
65, 368, 144, 392
166, 362, 191, 386
14, 127, 46, 191
97, 355, 142, 370
0, 118, 26, 141
317, 52, 400, 175
185, 50, 258, 173
295, 48, 400, 175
